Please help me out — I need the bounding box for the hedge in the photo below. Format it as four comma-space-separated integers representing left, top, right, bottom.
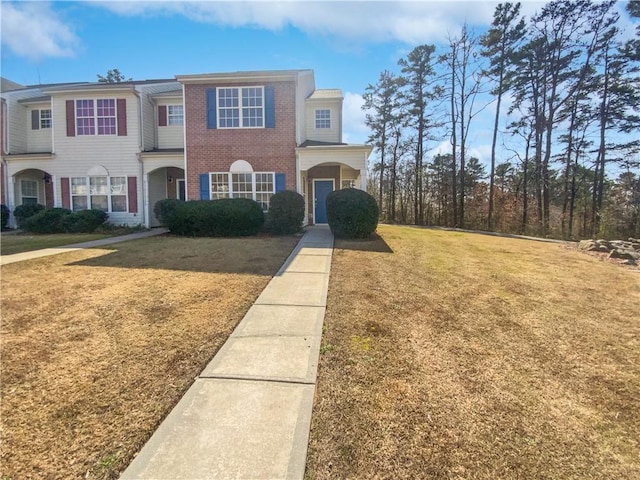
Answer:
153, 198, 183, 225
267, 190, 305, 234
13, 203, 45, 228
326, 188, 379, 239
1, 204, 9, 230
23, 208, 108, 234
165, 198, 264, 237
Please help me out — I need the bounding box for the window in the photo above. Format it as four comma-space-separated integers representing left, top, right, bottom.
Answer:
76, 99, 116, 136
209, 172, 275, 210
341, 179, 357, 189
71, 176, 127, 212
218, 87, 264, 128
21, 180, 38, 205
168, 105, 183, 126
40, 109, 52, 129
315, 109, 331, 129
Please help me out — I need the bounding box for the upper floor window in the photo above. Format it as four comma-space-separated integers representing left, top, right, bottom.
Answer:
76, 99, 116, 136
315, 109, 331, 129
40, 109, 52, 129
168, 105, 184, 126
218, 87, 264, 128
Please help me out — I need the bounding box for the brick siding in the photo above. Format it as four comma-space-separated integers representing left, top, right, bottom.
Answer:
184, 81, 298, 200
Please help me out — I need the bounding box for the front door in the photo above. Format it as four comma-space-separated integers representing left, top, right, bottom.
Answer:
314, 180, 333, 224
177, 179, 186, 201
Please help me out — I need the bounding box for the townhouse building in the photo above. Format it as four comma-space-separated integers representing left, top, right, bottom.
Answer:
0, 69, 371, 228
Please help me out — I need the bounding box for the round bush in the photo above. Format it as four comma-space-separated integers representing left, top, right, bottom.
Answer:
1, 204, 9, 230
63, 209, 109, 233
24, 208, 72, 234
166, 199, 264, 237
154, 198, 183, 225
267, 190, 305, 234
13, 203, 45, 228
326, 188, 379, 239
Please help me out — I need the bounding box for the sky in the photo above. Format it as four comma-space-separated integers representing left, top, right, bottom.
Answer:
1, 0, 638, 170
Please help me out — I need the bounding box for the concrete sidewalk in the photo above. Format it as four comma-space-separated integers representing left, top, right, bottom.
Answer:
121, 226, 334, 480
0, 229, 168, 266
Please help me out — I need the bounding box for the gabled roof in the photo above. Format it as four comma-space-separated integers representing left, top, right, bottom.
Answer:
1, 77, 24, 93
307, 89, 343, 100
18, 95, 51, 104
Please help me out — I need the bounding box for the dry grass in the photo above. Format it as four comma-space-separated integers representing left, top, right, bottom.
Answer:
306, 224, 640, 480
1, 232, 116, 255
0, 234, 298, 480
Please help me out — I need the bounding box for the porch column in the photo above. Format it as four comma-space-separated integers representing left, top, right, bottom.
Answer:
8, 176, 16, 227
143, 173, 150, 228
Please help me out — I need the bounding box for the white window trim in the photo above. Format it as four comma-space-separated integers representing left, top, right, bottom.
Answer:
70, 176, 128, 213
315, 109, 331, 129
167, 105, 184, 126
40, 109, 52, 129
76, 99, 118, 136
217, 86, 265, 129
21, 179, 39, 204
208, 171, 275, 210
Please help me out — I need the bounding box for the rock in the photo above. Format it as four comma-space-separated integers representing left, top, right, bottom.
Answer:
622, 259, 637, 266
609, 249, 640, 260
579, 240, 597, 251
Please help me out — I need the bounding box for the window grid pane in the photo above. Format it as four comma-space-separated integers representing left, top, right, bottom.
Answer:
255, 173, 274, 210
97, 99, 116, 135
40, 109, 52, 129
315, 109, 331, 129
21, 180, 38, 198
76, 100, 95, 135
90, 177, 108, 195
71, 177, 87, 195
211, 173, 230, 199
242, 88, 263, 127
168, 105, 184, 126
232, 173, 253, 199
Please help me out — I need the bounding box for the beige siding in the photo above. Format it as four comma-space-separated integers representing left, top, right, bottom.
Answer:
298, 148, 368, 171
26, 104, 53, 153
157, 99, 184, 149
51, 93, 144, 226
137, 82, 182, 151
305, 101, 341, 143
296, 72, 316, 145
8, 102, 27, 153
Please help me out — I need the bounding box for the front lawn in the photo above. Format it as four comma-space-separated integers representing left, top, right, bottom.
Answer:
0, 235, 298, 479
1, 232, 118, 255
306, 225, 640, 479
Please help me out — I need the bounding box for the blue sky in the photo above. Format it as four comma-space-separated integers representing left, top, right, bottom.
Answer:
1, 0, 638, 169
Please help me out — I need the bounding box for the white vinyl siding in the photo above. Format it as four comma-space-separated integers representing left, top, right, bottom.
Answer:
51, 94, 141, 225
305, 103, 340, 143
157, 100, 184, 149
25, 104, 53, 153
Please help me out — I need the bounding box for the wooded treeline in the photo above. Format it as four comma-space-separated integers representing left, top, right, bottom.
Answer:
363, 0, 639, 239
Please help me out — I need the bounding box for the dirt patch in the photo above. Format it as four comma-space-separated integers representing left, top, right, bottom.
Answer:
0, 235, 298, 479
306, 225, 640, 480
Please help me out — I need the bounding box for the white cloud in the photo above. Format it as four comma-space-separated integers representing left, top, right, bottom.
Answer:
0, 2, 78, 60
342, 91, 369, 144
93, 1, 507, 45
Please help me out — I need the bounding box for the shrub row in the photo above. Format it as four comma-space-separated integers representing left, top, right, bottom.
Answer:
327, 188, 379, 239
1, 204, 9, 230
155, 190, 305, 236
164, 198, 265, 237
10, 205, 108, 234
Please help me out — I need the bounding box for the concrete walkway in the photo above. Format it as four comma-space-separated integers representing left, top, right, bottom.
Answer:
121, 226, 334, 480
0, 229, 168, 266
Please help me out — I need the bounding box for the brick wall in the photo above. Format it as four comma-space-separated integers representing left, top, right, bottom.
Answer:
184, 81, 298, 200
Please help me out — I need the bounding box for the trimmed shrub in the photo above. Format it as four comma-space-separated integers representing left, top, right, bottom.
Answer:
63, 209, 109, 233
153, 198, 183, 225
326, 188, 379, 239
24, 208, 72, 234
1, 204, 9, 230
13, 203, 45, 228
166, 198, 264, 237
267, 190, 305, 234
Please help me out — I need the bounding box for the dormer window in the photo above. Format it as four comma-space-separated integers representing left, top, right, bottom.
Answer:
315, 109, 331, 129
